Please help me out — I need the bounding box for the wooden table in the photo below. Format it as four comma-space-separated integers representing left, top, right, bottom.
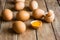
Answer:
0, 0, 60, 40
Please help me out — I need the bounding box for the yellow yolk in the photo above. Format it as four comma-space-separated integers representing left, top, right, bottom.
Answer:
32, 21, 40, 26
31, 20, 42, 29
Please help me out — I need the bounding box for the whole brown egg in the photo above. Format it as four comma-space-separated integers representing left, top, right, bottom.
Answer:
15, 2, 25, 10
16, 10, 30, 21
13, 21, 26, 33
2, 9, 13, 21
29, 0, 38, 10
32, 9, 45, 19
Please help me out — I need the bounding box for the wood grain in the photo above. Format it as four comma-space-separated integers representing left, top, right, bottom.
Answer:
36, 0, 56, 40
18, 0, 36, 40
1, 0, 36, 40
0, 0, 60, 40
45, 0, 60, 40
0, 0, 6, 40
0, 0, 17, 40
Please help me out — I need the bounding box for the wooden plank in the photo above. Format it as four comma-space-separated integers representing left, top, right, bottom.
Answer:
45, 0, 60, 40
1, 0, 36, 40
17, 0, 36, 40
35, 0, 56, 40
1, 0, 17, 40
0, 0, 6, 28
0, 0, 6, 40
18, 20, 36, 40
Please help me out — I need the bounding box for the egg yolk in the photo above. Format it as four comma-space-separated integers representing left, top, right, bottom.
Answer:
31, 21, 41, 27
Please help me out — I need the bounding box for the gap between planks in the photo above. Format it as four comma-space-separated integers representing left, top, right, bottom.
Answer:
1, 0, 18, 40
56, 0, 60, 6
44, 0, 57, 40
0, 0, 57, 40
36, 0, 56, 40
2, 0, 37, 40
0, 0, 7, 40
45, 0, 60, 40
0, 0, 6, 32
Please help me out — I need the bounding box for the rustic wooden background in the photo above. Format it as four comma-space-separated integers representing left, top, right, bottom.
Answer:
0, 0, 60, 40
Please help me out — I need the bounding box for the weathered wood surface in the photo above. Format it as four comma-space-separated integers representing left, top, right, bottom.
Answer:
0, 0, 36, 40
0, 0, 6, 40
0, 0, 60, 40
0, 0, 17, 40
45, 0, 60, 40
36, 0, 55, 40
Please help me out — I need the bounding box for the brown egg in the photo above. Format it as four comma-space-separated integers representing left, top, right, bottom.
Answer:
31, 20, 42, 29
15, 2, 25, 10
29, 0, 38, 10
13, 21, 26, 33
44, 10, 55, 23
14, 0, 25, 3
2, 9, 13, 21
32, 9, 45, 19
16, 10, 30, 21
46, 10, 54, 17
